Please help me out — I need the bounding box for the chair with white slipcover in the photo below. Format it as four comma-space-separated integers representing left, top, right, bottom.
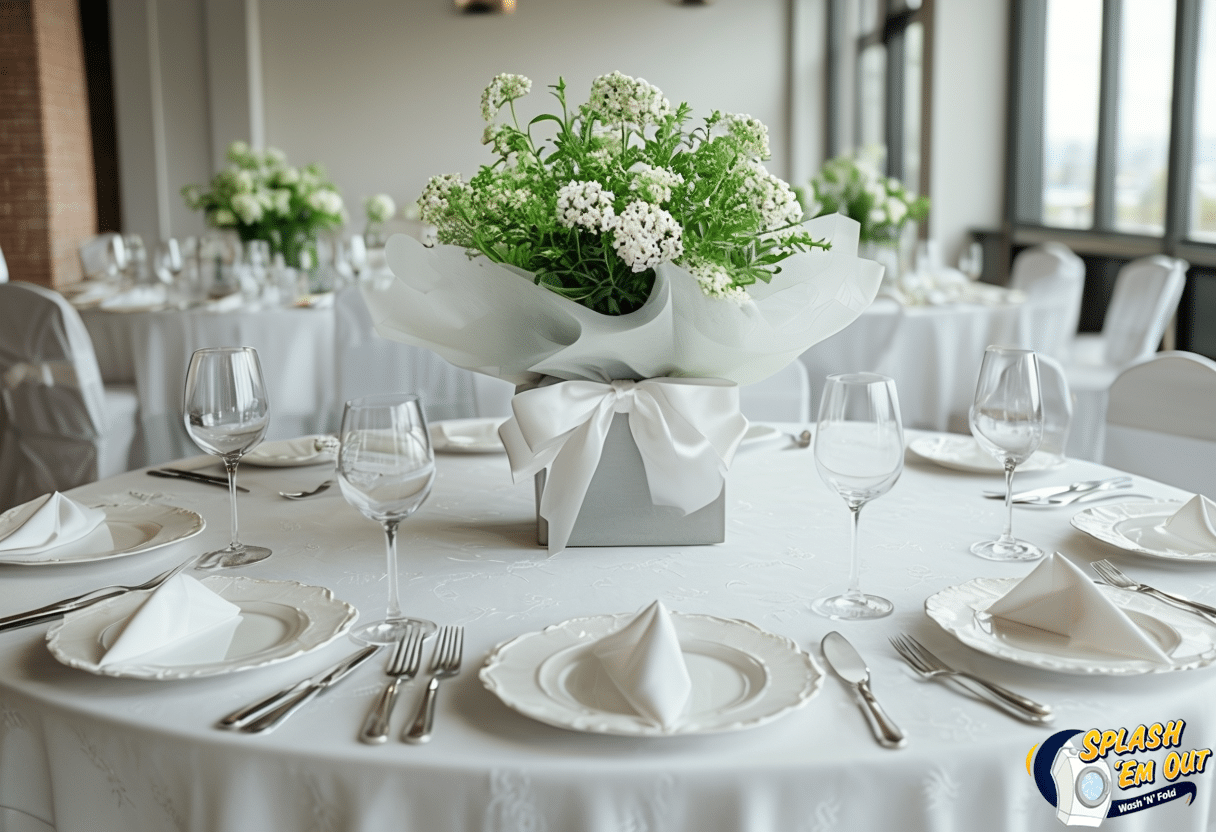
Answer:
0, 282, 139, 510
1009, 242, 1085, 360
0, 243, 9, 283
1035, 353, 1073, 458
740, 359, 810, 424
1102, 351, 1216, 496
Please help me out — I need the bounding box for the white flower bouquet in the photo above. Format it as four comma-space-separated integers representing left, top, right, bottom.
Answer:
182, 141, 345, 268
802, 147, 929, 245
363, 193, 396, 246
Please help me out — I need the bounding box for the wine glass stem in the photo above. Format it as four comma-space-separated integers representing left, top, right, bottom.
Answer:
224, 457, 241, 551
1000, 462, 1017, 546
845, 502, 865, 602
382, 519, 403, 622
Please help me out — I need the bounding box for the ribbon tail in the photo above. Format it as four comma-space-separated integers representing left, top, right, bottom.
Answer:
538, 404, 615, 555
498, 417, 558, 481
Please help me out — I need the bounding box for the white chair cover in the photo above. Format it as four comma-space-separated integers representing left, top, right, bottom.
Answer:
0, 243, 8, 283
1010, 243, 1084, 360
799, 296, 904, 416
1102, 351, 1216, 495
0, 283, 138, 510
1100, 255, 1187, 367
740, 360, 810, 423
1035, 353, 1073, 456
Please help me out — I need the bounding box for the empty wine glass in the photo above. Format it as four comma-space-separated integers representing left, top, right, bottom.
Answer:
970, 346, 1044, 561
183, 347, 272, 568
338, 394, 437, 644
812, 373, 905, 620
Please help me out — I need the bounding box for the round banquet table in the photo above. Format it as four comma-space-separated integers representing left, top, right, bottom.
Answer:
79, 306, 337, 468
799, 294, 1075, 432
0, 429, 1212, 832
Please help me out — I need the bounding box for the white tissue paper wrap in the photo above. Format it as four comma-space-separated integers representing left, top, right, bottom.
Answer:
0, 492, 108, 557
1163, 495, 1216, 549
985, 552, 1170, 663
592, 601, 691, 729
99, 574, 243, 667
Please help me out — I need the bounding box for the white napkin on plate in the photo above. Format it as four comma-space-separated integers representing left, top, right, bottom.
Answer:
0, 492, 107, 557
99, 575, 242, 667
986, 552, 1170, 663
244, 435, 332, 465
99, 285, 166, 311
591, 601, 691, 728
431, 419, 506, 452
1163, 495, 1216, 549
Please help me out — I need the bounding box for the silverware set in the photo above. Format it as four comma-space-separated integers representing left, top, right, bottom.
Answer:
1091, 559, 1216, 621
980, 476, 1140, 506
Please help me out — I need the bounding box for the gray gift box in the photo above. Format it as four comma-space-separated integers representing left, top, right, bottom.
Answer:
535, 412, 726, 548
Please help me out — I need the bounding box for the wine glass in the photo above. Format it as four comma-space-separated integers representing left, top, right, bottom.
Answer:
812, 373, 905, 620
183, 347, 272, 568
969, 346, 1045, 561
337, 394, 437, 644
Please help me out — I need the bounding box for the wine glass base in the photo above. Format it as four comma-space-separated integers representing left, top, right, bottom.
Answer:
353, 617, 437, 645
198, 544, 272, 569
970, 539, 1044, 562
812, 593, 894, 620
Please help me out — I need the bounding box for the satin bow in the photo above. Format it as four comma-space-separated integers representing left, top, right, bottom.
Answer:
499, 378, 749, 554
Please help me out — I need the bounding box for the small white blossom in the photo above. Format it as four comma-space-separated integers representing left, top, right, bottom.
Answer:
741, 162, 803, 231
307, 189, 343, 215
226, 141, 252, 164
708, 111, 771, 159
629, 164, 683, 204
868, 206, 887, 225
264, 147, 287, 166
364, 193, 396, 224
231, 192, 263, 224
611, 200, 683, 272
233, 170, 254, 193
482, 123, 515, 155
275, 166, 300, 186
556, 180, 616, 232
418, 173, 469, 226
212, 207, 237, 226
586, 71, 671, 127
480, 73, 532, 121
271, 188, 291, 216
885, 196, 908, 225
481, 181, 534, 214
687, 259, 750, 304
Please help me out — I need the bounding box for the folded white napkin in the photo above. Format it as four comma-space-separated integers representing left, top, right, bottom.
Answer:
244, 435, 333, 466
986, 553, 1170, 663
99, 575, 243, 667
204, 292, 244, 313
430, 419, 506, 452
99, 285, 166, 311
0, 493, 108, 557
1163, 495, 1216, 549
592, 601, 691, 728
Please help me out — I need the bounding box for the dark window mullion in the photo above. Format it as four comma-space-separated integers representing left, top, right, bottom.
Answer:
1092, 0, 1123, 231
886, 28, 906, 179
1008, 0, 1047, 225
1164, 0, 1202, 252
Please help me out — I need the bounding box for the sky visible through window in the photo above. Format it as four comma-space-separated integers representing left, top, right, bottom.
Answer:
1193, 0, 1216, 242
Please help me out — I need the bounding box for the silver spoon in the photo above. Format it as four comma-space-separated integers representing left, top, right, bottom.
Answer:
279, 479, 335, 500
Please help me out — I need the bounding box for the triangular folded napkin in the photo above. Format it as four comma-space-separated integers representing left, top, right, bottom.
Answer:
591, 601, 692, 729
0, 492, 108, 558
986, 553, 1170, 663
99, 575, 243, 667
1163, 495, 1216, 549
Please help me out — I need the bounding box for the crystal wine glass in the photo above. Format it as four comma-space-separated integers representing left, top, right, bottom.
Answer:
812, 373, 905, 620
970, 346, 1045, 561
337, 394, 437, 644
183, 347, 272, 568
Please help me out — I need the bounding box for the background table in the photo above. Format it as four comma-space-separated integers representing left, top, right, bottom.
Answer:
0, 430, 1210, 831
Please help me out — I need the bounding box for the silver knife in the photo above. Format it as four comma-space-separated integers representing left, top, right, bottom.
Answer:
219, 645, 379, 733
821, 631, 906, 749
148, 468, 249, 492
982, 477, 1130, 502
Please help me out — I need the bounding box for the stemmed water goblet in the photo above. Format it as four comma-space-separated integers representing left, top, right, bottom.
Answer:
970, 346, 1045, 561
811, 373, 905, 620
183, 347, 272, 568
337, 394, 437, 644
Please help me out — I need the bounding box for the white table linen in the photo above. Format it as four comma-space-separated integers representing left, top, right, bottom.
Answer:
0, 430, 1211, 832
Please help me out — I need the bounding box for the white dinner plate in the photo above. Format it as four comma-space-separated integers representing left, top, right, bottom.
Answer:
925, 577, 1216, 675
480, 612, 822, 736
430, 418, 507, 453
1070, 500, 1215, 562
243, 435, 336, 467
47, 576, 357, 680
0, 503, 205, 566
908, 434, 1065, 474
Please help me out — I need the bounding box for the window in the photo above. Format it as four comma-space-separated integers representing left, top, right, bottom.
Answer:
1191, 0, 1216, 242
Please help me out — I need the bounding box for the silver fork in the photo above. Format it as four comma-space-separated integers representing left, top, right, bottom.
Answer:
890, 635, 1053, 721
359, 626, 426, 744
404, 625, 464, 744
279, 480, 335, 500
1091, 559, 1216, 621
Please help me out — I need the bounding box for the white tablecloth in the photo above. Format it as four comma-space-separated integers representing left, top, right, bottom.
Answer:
800, 296, 1075, 431
1, 429, 1211, 831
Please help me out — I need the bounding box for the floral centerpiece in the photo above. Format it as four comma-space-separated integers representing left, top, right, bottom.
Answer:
181, 141, 346, 268
363, 193, 396, 247
802, 147, 929, 245
367, 72, 883, 553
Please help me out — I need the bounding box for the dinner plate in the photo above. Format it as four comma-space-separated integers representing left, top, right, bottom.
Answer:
480, 612, 822, 736
0, 503, 205, 566
925, 577, 1216, 675
908, 434, 1065, 473
430, 418, 507, 453
1070, 500, 1214, 562
243, 435, 336, 467
46, 576, 357, 680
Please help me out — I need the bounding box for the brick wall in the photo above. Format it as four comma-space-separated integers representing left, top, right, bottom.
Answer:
0, 0, 97, 288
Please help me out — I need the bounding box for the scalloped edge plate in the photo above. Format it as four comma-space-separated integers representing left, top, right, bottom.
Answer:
480, 612, 822, 736
0, 502, 205, 566
908, 434, 1064, 474
1070, 500, 1216, 562
243, 435, 336, 467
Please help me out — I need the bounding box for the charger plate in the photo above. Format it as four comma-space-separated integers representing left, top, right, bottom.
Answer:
925, 577, 1216, 675
0, 502, 205, 566
908, 434, 1064, 473
1070, 500, 1214, 562
47, 576, 357, 680
480, 612, 821, 736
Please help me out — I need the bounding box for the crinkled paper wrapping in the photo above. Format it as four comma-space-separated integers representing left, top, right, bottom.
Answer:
363, 213, 882, 386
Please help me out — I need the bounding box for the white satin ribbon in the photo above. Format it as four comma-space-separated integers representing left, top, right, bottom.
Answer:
499, 377, 748, 554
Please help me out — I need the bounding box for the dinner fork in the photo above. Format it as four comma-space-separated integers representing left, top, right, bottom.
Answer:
1091, 559, 1216, 621
404, 625, 463, 744
890, 635, 1053, 721
359, 626, 426, 744
278, 480, 335, 500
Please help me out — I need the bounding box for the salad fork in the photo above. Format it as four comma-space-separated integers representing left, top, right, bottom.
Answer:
360, 626, 427, 744
404, 625, 463, 744
1091, 559, 1216, 621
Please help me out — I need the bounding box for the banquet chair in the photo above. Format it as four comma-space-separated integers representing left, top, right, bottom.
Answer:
740, 360, 810, 423
1102, 351, 1216, 496
1010, 242, 1085, 359
0, 243, 8, 283
0, 282, 140, 510
1035, 354, 1073, 457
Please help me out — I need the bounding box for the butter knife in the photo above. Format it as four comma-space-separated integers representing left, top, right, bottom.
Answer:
228, 645, 379, 734
148, 468, 249, 493
821, 631, 906, 749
